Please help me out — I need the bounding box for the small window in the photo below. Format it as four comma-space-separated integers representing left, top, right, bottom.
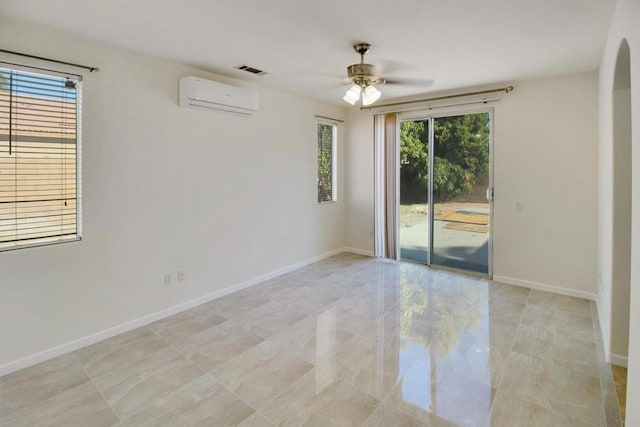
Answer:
0, 64, 81, 251
317, 121, 337, 203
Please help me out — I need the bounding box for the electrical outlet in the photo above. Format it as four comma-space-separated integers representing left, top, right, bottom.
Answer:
177, 270, 185, 282
164, 274, 173, 286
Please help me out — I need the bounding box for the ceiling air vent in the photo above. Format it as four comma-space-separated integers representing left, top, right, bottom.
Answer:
234, 65, 267, 75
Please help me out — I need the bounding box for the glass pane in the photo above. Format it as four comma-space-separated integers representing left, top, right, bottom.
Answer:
317, 123, 334, 203
0, 67, 79, 246
399, 119, 430, 263
432, 113, 490, 274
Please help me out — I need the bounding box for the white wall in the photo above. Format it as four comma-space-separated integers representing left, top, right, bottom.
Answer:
493, 73, 598, 295
0, 19, 347, 370
346, 72, 599, 297
597, 0, 640, 422
610, 85, 632, 359
346, 111, 375, 251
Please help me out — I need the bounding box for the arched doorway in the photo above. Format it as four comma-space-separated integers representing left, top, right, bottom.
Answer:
611, 38, 631, 421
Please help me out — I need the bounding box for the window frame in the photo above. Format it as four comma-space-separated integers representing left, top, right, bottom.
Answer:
0, 62, 83, 252
316, 119, 338, 204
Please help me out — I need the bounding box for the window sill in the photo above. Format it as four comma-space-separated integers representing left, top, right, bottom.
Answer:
318, 200, 338, 205
0, 236, 82, 252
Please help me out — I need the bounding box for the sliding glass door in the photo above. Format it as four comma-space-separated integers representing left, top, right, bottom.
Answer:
399, 119, 430, 263
399, 111, 492, 275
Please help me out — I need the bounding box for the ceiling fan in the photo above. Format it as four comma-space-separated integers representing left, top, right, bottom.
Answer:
342, 42, 432, 106
342, 43, 383, 106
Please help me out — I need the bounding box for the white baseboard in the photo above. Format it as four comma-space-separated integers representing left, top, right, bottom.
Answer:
492, 275, 597, 301
341, 246, 374, 257
0, 247, 352, 378
608, 353, 628, 367
595, 297, 612, 361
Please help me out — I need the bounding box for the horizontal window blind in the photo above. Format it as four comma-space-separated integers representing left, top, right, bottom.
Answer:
0, 66, 80, 249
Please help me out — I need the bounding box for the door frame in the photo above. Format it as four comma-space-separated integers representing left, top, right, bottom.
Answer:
396, 107, 494, 278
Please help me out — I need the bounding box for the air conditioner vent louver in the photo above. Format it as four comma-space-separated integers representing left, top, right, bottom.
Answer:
234, 65, 267, 75
179, 76, 259, 118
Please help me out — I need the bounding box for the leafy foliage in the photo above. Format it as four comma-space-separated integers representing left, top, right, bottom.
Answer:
400, 120, 429, 188
400, 113, 490, 202
317, 123, 334, 203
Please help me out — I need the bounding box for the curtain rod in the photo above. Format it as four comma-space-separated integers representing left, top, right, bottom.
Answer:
315, 114, 344, 123
0, 49, 99, 72
361, 85, 514, 111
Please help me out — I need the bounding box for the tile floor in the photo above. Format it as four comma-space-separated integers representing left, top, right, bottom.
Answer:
0, 253, 624, 426
611, 365, 627, 424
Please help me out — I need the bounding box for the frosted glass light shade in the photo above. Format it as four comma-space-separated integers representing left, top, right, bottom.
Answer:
342, 84, 361, 105
362, 85, 381, 106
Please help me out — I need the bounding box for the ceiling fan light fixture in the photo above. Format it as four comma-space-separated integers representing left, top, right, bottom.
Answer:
362, 84, 381, 106
341, 43, 388, 106
343, 84, 361, 105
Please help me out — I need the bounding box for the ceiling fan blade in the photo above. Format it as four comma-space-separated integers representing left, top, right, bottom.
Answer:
302, 70, 344, 79
374, 59, 418, 75
383, 78, 434, 87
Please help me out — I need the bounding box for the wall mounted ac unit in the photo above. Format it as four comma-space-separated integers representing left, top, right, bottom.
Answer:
179, 76, 259, 117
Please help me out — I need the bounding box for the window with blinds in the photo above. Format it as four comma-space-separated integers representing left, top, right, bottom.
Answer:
317, 121, 337, 203
0, 65, 81, 250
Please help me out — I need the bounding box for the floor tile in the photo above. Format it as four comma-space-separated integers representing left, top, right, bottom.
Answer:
499, 351, 603, 425
611, 364, 627, 424
200, 292, 271, 320
231, 300, 310, 339
331, 297, 400, 340
520, 304, 594, 340
487, 294, 527, 323
490, 389, 602, 427
487, 316, 520, 349
148, 306, 226, 345
363, 403, 429, 426
383, 357, 496, 426
435, 341, 510, 390
174, 320, 265, 372
591, 302, 623, 427
604, 389, 623, 427
488, 281, 531, 303
262, 368, 380, 426
212, 340, 313, 409
273, 285, 343, 312
267, 312, 354, 365
1, 254, 614, 426
91, 346, 205, 421
0, 353, 89, 410
527, 289, 592, 315
123, 374, 256, 427
74, 327, 169, 378
512, 324, 598, 376
316, 334, 410, 400
1, 380, 119, 427
237, 412, 276, 426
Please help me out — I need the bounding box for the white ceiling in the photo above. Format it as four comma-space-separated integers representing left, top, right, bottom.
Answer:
2, 0, 616, 106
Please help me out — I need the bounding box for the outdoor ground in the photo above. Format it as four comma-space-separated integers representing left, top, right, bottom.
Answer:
400, 202, 490, 273
400, 202, 489, 232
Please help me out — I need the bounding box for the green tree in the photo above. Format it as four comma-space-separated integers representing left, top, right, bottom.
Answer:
317, 123, 334, 202
400, 113, 490, 202
400, 120, 429, 188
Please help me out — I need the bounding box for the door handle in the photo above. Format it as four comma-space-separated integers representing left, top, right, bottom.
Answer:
486, 187, 494, 202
